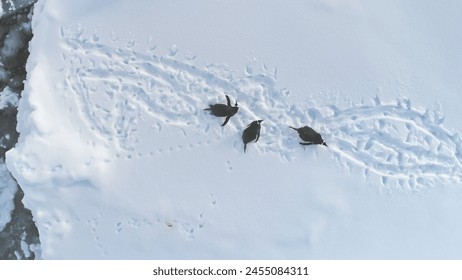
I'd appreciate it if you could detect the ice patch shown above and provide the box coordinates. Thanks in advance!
[0,159,18,231]
[1,28,25,59]
[0,86,19,109]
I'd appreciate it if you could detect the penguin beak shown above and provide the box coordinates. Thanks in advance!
[258,120,264,123]
[322,142,328,147]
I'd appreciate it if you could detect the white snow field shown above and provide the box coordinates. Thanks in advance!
[5,0,462,259]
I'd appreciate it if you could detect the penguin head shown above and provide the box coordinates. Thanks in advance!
[257,120,264,124]
[234,101,238,107]
[231,102,239,115]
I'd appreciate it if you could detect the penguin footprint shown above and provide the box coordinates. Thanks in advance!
[226,160,233,172]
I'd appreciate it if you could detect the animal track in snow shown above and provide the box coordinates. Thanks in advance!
[86,212,107,255]
[315,98,462,190]
[60,32,283,155]
[157,193,216,240]
[58,31,462,190]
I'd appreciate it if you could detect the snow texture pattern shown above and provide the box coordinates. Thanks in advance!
[61,29,462,191]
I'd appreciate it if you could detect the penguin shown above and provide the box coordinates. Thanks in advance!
[204,94,238,126]
[289,125,328,146]
[242,120,263,153]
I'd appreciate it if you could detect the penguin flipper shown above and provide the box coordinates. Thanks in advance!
[221,116,231,126]
[225,95,231,106]
[244,143,247,153]
[255,131,260,142]
[299,142,314,146]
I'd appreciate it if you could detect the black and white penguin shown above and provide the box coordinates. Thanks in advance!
[204,94,239,126]
[289,125,328,146]
[242,120,263,153]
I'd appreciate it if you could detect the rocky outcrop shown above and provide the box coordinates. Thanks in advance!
[0,0,39,260]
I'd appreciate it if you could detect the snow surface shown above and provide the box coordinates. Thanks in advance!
[5,0,462,259]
